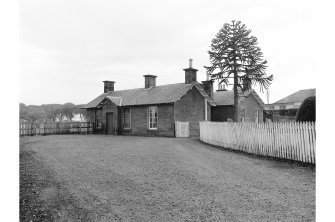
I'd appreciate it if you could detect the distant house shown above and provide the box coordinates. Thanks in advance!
[71,113,87,122]
[266,88,316,122]
[83,61,215,137]
[211,85,265,123]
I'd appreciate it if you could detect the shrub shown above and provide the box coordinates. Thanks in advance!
[296,96,315,122]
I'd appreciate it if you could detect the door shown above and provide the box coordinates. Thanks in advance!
[106,112,113,134]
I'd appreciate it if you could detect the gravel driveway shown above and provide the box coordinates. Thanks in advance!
[20,135,315,222]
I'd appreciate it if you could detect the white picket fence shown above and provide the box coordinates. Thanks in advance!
[200,121,316,164]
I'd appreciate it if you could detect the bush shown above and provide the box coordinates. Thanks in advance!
[296,96,315,122]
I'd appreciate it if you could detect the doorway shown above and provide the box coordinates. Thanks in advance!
[106,112,113,135]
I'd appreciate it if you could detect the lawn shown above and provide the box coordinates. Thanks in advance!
[20,135,315,222]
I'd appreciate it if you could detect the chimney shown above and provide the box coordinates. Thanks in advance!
[242,79,251,91]
[184,58,198,84]
[201,80,214,98]
[216,83,227,92]
[103,81,115,93]
[143,74,157,88]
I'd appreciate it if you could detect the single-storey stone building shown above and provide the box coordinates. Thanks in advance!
[83,61,215,137]
[211,85,265,122]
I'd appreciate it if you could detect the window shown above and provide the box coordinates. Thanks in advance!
[96,119,102,128]
[240,107,246,122]
[149,106,158,129]
[123,107,131,129]
[279,105,286,110]
[95,109,102,129]
[255,109,259,123]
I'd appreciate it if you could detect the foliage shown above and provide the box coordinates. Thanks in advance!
[20,103,47,122]
[205,20,273,121]
[296,96,316,122]
[19,103,87,122]
[62,103,76,121]
[205,20,273,91]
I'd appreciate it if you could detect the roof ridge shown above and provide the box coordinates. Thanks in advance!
[106,82,188,94]
[272,88,316,104]
[83,82,195,108]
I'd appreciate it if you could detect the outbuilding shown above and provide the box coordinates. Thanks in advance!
[211,85,265,123]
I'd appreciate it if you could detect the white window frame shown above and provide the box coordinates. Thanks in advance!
[123,107,131,129]
[148,106,158,130]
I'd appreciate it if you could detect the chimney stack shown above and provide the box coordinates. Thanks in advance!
[103,81,115,93]
[201,80,214,98]
[242,79,249,91]
[184,58,198,84]
[144,74,157,88]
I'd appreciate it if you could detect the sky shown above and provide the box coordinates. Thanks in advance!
[20,0,319,105]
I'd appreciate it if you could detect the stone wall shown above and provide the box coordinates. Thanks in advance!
[174,87,206,137]
[239,95,264,123]
[121,104,175,137]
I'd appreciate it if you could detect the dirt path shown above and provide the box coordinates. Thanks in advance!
[20,135,315,222]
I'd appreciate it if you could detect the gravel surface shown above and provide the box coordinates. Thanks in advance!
[20,135,315,222]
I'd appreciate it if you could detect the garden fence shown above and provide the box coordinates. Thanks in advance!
[19,121,93,136]
[200,121,315,164]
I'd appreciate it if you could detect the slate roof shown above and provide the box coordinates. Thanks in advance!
[272,89,316,104]
[213,91,235,106]
[213,89,265,106]
[83,82,215,108]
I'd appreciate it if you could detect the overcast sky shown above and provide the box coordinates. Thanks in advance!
[20,0,319,105]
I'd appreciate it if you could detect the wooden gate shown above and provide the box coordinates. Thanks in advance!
[175,121,189,138]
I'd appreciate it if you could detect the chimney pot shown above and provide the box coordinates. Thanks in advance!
[189,59,193,68]
[216,83,227,91]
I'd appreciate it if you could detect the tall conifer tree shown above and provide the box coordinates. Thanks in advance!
[205,20,273,122]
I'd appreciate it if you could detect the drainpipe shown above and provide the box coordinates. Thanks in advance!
[205,98,208,121]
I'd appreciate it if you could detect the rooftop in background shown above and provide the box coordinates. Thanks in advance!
[213,89,265,106]
[272,89,316,105]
